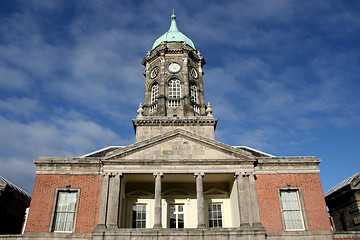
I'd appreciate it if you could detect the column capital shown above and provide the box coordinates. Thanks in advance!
[110,172,123,177]
[249,172,257,180]
[234,172,251,177]
[194,172,205,178]
[153,172,164,178]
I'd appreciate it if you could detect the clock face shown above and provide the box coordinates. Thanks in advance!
[168,62,181,73]
[190,67,198,79]
[151,67,159,78]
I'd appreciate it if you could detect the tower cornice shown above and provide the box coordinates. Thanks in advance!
[142,42,205,66]
[133,116,217,128]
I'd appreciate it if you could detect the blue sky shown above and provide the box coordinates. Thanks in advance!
[0,0,359,195]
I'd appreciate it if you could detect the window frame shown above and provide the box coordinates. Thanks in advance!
[168,203,185,229]
[208,203,223,228]
[277,187,308,231]
[132,203,147,229]
[168,79,181,99]
[190,84,198,104]
[151,83,159,104]
[49,188,80,233]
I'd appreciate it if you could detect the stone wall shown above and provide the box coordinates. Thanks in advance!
[136,125,215,142]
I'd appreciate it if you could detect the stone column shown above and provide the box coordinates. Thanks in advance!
[235,172,250,228]
[97,173,110,228]
[106,173,122,228]
[249,173,264,229]
[153,172,163,228]
[195,172,206,228]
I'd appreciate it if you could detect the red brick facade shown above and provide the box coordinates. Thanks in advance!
[256,173,331,232]
[25,174,101,233]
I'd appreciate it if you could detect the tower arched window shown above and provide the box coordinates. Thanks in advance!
[190,84,197,103]
[168,79,181,98]
[151,83,159,104]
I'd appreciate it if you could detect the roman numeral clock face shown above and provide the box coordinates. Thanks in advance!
[168,62,181,73]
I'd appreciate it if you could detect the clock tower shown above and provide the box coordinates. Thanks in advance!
[133,13,217,142]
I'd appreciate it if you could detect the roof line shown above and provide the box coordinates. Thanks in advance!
[0,176,31,198]
[325,171,360,197]
[80,146,125,158]
[234,146,275,157]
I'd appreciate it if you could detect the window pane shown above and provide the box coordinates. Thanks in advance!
[208,204,223,228]
[170,218,176,228]
[170,204,185,228]
[53,192,77,232]
[280,190,305,230]
[190,85,197,103]
[151,84,159,104]
[132,204,146,228]
[178,205,183,212]
[169,80,181,98]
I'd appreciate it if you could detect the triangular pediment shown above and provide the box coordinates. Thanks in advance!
[126,189,153,198]
[104,129,255,161]
[163,188,192,198]
[204,188,228,198]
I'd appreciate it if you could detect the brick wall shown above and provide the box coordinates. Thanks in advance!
[25,174,101,233]
[256,173,332,232]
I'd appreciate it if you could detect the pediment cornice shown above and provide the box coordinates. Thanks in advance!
[104,128,255,161]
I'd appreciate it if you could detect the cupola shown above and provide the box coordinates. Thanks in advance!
[152,13,195,50]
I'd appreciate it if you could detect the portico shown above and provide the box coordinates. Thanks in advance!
[96,171,264,228]
[93,127,265,233]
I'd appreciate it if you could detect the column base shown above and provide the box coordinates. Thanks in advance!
[197,224,206,229]
[153,224,163,229]
[107,224,118,229]
[252,222,266,230]
[240,223,251,229]
[94,224,106,230]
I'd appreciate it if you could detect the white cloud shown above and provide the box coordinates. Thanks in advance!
[0,97,42,118]
[0,112,127,194]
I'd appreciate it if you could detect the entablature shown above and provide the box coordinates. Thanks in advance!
[255,156,321,174]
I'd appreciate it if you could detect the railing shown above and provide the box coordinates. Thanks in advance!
[168,99,181,108]
[149,103,157,114]
[193,105,200,113]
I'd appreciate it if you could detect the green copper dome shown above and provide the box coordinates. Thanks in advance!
[152,13,195,50]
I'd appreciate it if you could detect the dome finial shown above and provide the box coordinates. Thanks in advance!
[171,9,176,20]
[151,12,196,50]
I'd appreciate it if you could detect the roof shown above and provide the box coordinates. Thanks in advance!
[152,13,195,50]
[234,146,275,157]
[325,172,360,197]
[80,146,125,158]
[0,176,31,199]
